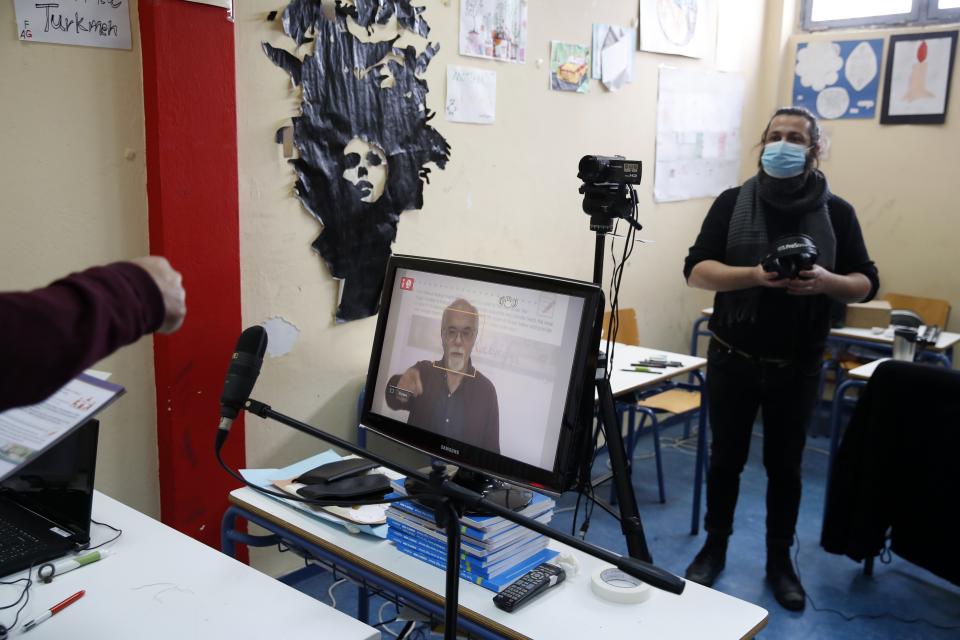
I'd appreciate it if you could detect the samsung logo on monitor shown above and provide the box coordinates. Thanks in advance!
[440,444,460,456]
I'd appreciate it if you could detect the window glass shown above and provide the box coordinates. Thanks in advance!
[810,0,913,22]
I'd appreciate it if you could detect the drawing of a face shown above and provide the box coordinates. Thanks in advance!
[263,1,450,322]
[342,138,388,203]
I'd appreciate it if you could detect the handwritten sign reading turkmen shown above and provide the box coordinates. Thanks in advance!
[14,0,132,50]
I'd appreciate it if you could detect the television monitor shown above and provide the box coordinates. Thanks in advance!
[361,255,603,500]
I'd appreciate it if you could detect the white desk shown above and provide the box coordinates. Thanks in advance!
[1,491,378,639]
[598,343,709,531]
[601,343,707,398]
[227,487,767,639]
[701,307,960,353]
[829,326,960,351]
[845,357,890,379]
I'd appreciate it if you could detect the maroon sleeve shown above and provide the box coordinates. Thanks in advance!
[0,262,164,411]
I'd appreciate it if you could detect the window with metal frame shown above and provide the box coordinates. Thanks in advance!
[801,0,960,31]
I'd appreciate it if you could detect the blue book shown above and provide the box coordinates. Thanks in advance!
[387,524,548,568]
[389,480,555,531]
[386,513,489,556]
[387,495,553,542]
[387,527,548,574]
[386,506,551,548]
[392,534,540,581]
[392,540,559,593]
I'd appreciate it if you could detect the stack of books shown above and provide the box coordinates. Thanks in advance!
[385,478,558,592]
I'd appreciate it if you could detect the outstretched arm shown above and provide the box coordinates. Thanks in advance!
[0,259,185,411]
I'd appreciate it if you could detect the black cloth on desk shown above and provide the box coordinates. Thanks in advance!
[821,360,960,586]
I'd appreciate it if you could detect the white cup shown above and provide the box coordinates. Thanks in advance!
[892,327,918,361]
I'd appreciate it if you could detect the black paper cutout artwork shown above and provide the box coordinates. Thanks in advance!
[264,0,450,323]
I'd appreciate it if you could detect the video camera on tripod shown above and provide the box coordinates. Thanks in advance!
[578,155,643,234]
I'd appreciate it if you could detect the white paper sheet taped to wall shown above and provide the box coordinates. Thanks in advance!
[14,0,132,50]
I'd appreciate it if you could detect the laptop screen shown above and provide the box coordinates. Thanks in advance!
[0,419,98,543]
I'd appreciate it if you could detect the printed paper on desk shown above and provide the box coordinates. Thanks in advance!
[0,374,124,482]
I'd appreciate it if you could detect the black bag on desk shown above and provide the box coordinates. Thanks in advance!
[295,457,379,484]
[293,458,390,501]
[296,474,391,501]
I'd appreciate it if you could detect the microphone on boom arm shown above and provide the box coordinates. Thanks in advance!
[216,326,268,452]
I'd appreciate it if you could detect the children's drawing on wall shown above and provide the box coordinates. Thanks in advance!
[793,40,883,120]
[445,66,497,124]
[881,31,958,125]
[591,24,636,92]
[459,0,527,64]
[263,0,451,323]
[654,67,744,203]
[639,0,717,59]
[550,42,590,93]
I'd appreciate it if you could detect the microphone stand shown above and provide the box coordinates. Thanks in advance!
[237,398,684,640]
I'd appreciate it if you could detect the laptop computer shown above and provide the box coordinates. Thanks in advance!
[0,419,98,578]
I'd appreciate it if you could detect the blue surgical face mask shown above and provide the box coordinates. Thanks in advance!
[761,141,809,179]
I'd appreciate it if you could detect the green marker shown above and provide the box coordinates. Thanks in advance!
[40,549,110,583]
[620,367,657,373]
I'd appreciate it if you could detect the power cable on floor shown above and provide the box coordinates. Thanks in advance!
[794,534,960,631]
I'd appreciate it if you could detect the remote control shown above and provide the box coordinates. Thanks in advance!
[492,562,566,613]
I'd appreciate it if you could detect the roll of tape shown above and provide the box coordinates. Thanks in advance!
[590,566,653,604]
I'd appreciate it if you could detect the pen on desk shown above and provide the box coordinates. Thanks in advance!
[621,367,658,373]
[631,360,682,368]
[23,590,85,632]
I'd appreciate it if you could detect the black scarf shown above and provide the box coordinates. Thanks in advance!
[714,170,836,326]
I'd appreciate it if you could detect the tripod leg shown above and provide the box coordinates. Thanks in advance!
[597,376,653,562]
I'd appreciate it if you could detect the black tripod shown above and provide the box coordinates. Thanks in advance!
[221,396,683,640]
[586,210,654,563]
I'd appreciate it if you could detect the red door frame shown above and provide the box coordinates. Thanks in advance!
[139,0,246,551]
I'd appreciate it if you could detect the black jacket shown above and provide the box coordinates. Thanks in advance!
[821,360,960,586]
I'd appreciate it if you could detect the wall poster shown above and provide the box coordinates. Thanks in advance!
[793,39,884,120]
[881,30,958,125]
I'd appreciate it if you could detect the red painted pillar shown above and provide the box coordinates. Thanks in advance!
[139,0,245,550]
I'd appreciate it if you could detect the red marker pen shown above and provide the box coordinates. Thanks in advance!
[23,590,85,632]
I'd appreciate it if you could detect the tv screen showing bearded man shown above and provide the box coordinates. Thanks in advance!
[385,298,500,454]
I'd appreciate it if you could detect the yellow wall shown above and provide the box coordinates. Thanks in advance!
[236,0,768,574]
[776,19,960,333]
[0,0,952,556]
[0,2,159,515]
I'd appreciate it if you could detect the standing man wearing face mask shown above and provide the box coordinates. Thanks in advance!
[682,107,879,611]
[385,298,500,453]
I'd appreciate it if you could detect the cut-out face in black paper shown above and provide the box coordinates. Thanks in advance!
[264,0,450,322]
[342,137,388,203]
